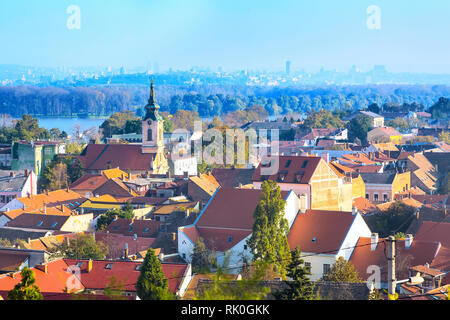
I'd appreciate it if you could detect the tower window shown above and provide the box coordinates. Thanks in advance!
[147,129,153,141]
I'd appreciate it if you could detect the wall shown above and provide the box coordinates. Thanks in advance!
[337,213,372,261]
[178,226,196,262]
[392,171,411,195]
[364,183,392,202]
[303,254,338,281]
[352,175,366,200]
[310,160,341,211]
[61,214,94,232]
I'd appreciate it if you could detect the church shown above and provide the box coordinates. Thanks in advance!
[78,80,171,175]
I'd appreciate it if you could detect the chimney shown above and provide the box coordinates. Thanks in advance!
[405,234,413,249]
[352,207,358,216]
[416,210,420,220]
[425,262,430,269]
[9,171,15,177]
[183,171,188,179]
[43,204,47,214]
[124,243,129,258]
[6,208,10,212]
[27,237,31,245]
[114,215,118,221]
[88,259,93,273]
[24,169,29,177]
[36,264,48,274]
[66,187,70,192]
[158,253,165,262]
[172,232,177,242]
[370,233,379,251]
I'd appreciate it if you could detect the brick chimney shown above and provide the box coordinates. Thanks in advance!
[36,264,48,274]
[124,243,129,258]
[88,259,93,273]
[370,233,379,251]
[405,234,413,249]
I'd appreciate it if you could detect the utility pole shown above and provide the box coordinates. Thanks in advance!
[387,236,396,297]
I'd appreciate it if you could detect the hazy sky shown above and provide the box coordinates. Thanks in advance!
[1,0,450,73]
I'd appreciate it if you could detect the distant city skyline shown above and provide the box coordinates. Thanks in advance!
[2,1,450,73]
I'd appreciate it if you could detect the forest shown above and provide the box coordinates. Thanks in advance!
[0,84,449,118]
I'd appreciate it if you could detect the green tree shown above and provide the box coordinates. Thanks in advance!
[104,275,127,300]
[191,238,214,274]
[302,109,344,130]
[96,204,134,231]
[136,248,173,300]
[247,180,291,279]
[365,201,416,238]
[50,234,108,260]
[274,248,315,300]
[347,114,373,143]
[321,257,363,283]
[386,118,409,132]
[7,267,44,300]
[194,264,271,300]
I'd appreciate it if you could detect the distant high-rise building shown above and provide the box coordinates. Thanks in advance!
[286,61,291,75]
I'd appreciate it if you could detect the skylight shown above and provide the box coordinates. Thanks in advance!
[105,263,114,269]
[51,222,58,228]
[37,221,43,227]
[143,227,150,233]
[301,161,308,168]
[129,227,134,232]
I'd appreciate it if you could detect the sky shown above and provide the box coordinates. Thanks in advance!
[1,0,450,73]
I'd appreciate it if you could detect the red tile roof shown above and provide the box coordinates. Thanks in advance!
[80,144,155,171]
[252,156,322,184]
[63,259,188,294]
[70,174,108,192]
[349,237,441,281]
[95,232,156,260]
[196,188,290,230]
[0,259,82,294]
[287,210,356,254]
[352,197,376,215]
[105,218,162,238]
[414,221,450,248]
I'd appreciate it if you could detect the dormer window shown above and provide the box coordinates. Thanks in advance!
[228,236,233,243]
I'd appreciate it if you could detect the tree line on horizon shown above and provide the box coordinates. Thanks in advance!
[1,84,449,119]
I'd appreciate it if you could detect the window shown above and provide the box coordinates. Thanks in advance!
[305,262,311,270]
[147,129,153,141]
[105,263,114,270]
[135,264,142,271]
[143,227,150,233]
[323,264,331,275]
[51,222,58,228]
[383,194,389,202]
[244,245,248,251]
[228,236,233,243]
[128,227,134,232]
[76,262,84,268]
[301,161,308,168]
[366,193,370,200]
[285,160,292,168]
[374,193,379,202]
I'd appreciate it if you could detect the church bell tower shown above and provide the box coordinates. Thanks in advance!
[142,78,168,174]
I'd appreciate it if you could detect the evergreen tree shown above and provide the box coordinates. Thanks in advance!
[7,267,44,300]
[191,238,213,274]
[247,180,291,279]
[274,248,315,300]
[321,257,363,283]
[136,248,173,300]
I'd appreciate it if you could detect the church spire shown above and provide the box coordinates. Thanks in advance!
[143,77,162,121]
[148,77,157,106]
